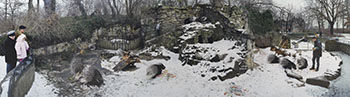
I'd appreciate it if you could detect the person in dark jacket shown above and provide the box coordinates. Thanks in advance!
[310,37,322,71]
[3,31,17,73]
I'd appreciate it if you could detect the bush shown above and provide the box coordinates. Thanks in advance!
[27,16,120,49]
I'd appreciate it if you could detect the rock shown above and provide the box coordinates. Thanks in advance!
[187,59,200,66]
[297,57,308,70]
[218,70,237,81]
[267,54,279,63]
[70,52,106,87]
[210,54,227,62]
[146,63,166,79]
[285,70,303,80]
[280,58,296,70]
[306,76,330,88]
[218,59,248,81]
[184,17,195,24]
[210,54,221,62]
[324,70,341,81]
[80,65,104,87]
[234,59,248,75]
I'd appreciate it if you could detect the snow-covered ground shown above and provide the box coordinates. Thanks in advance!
[323,52,350,96]
[334,33,350,44]
[85,39,342,97]
[238,47,341,97]
[87,40,244,97]
[0,56,57,97]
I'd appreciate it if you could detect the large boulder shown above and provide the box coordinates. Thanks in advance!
[306,76,330,88]
[70,52,109,87]
[80,65,104,87]
[280,58,296,69]
[267,54,279,63]
[297,57,308,70]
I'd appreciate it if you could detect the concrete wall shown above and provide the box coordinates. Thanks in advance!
[326,40,350,55]
[8,65,35,97]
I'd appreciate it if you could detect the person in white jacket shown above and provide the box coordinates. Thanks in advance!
[15,33,29,62]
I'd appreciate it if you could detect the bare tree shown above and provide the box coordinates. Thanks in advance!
[125,0,142,16]
[210,0,224,8]
[309,0,346,35]
[112,0,122,15]
[74,0,87,16]
[37,0,40,13]
[107,0,116,16]
[43,0,56,16]
[28,0,35,15]
[5,0,8,20]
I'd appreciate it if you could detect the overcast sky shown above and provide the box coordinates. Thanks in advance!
[273,0,306,12]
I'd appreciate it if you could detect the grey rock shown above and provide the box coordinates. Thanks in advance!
[267,54,279,63]
[306,76,330,88]
[285,70,303,80]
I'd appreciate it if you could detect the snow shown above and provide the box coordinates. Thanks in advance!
[338,34,350,44]
[110,39,129,43]
[230,42,341,97]
[0,56,57,97]
[0,57,7,82]
[87,39,246,97]
[179,22,217,40]
[26,73,58,97]
[86,38,343,97]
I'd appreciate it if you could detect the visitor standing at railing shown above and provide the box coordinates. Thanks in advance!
[15,26,29,62]
[2,31,17,73]
[310,37,322,71]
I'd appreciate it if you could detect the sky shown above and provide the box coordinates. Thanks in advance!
[273,0,307,12]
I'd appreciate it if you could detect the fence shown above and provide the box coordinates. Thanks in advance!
[96,38,142,51]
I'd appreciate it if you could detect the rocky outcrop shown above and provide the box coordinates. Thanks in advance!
[70,52,107,87]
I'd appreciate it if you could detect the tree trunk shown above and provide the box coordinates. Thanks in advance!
[75,0,87,16]
[227,0,231,6]
[5,0,8,20]
[37,0,40,13]
[101,0,109,15]
[329,22,335,35]
[112,0,120,15]
[28,0,35,15]
[43,0,56,16]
